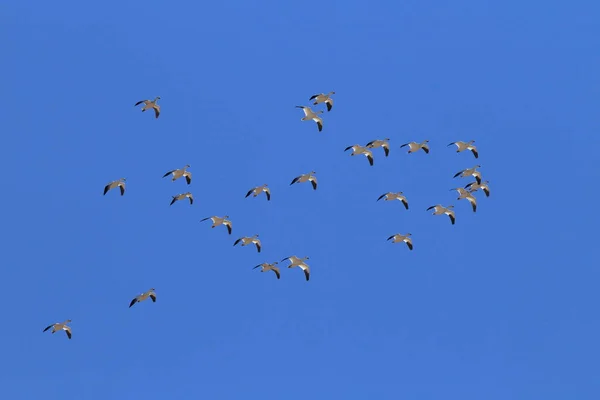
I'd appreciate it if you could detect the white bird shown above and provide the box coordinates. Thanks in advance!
[465,180,490,197]
[134,96,161,118]
[104,178,126,196]
[453,165,482,184]
[234,234,261,253]
[426,204,456,225]
[290,171,318,190]
[163,165,192,185]
[309,91,335,111]
[245,184,270,201]
[200,215,232,235]
[296,106,323,132]
[170,192,193,206]
[400,140,429,154]
[377,192,409,210]
[344,145,374,166]
[448,140,478,158]
[42,319,72,339]
[253,262,280,279]
[281,255,310,281]
[366,138,391,157]
[129,288,157,308]
[450,187,477,212]
[387,233,413,250]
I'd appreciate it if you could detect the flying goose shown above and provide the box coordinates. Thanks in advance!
[387,233,413,250]
[453,165,482,184]
[344,145,374,166]
[134,96,161,118]
[103,178,126,196]
[448,140,478,158]
[129,288,156,308]
[309,91,335,111]
[450,187,477,212]
[366,138,391,157]
[281,255,310,281]
[234,234,261,253]
[426,204,456,225]
[253,261,280,279]
[170,192,193,206]
[163,165,192,185]
[43,319,72,339]
[290,171,318,190]
[400,140,430,154]
[377,192,409,209]
[296,106,323,132]
[200,215,232,234]
[245,184,270,201]
[465,180,490,197]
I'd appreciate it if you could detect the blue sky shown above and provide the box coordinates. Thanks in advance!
[1,1,599,399]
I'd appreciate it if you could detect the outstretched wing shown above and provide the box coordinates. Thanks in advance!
[402,199,409,210]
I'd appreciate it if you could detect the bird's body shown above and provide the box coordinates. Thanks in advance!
[448,140,478,158]
[296,106,323,131]
[366,138,391,157]
[234,234,261,253]
[163,165,192,185]
[377,192,409,209]
[465,180,490,197]
[309,91,335,111]
[201,215,232,234]
[387,233,413,250]
[170,192,194,206]
[134,96,161,118]
[290,171,318,190]
[451,187,477,212]
[427,204,456,225]
[400,140,430,154]
[104,178,126,196]
[454,165,482,184]
[129,288,157,308]
[245,184,270,201]
[281,255,310,281]
[43,319,72,339]
[344,145,374,166]
[253,262,280,279]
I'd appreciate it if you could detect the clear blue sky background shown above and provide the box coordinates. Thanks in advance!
[1,1,599,399]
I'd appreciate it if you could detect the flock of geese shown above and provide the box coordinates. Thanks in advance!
[42,92,492,340]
